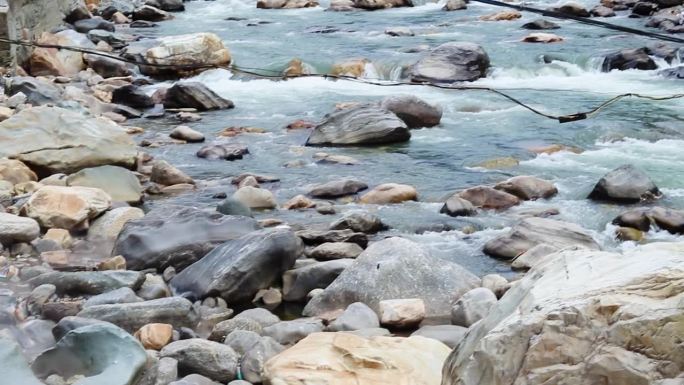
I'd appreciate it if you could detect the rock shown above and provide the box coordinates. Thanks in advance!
[147,0,185,11]
[330,211,385,233]
[591,5,616,16]
[29,31,92,77]
[659,66,684,79]
[235,308,281,328]
[137,274,170,300]
[481,274,510,298]
[0,334,45,385]
[443,0,467,10]
[240,337,285,383]
[474,157,519,169]
[7,77,62,106]
[440,196,476,217]
[588,164,661,203]
[443,242,684,385]
[135,323,173,350]
[521,33,564,43]
[85,54,132,78]
[296,229,368,247]
[282,259,354,302]
[196,143,249,160]
[307,106,410,146]
[114,206,259,271]
[75,18,115,33]
[83,287,143,307]
[67,165,143,204]
[164,83,234,111]
[602,48,657,71]
[550,1,590,16]
[309,179,368,198]
[133,5,173,21]
[262,318,325,345]
[139,33,231,78]
[310,242,364,260]
[253,288,282,310]
[313,152,360,165]
[88,207,145,244]
[450,287,497,327]
[170,229,303,303]
[616,226,644,241]
[330,59,371,77]
[170,126,205,142]
[29,270,144,296]
[0,106,136,176]
[257,0,319,8]
[216,198,252,217]
[328,302,380,331]
[224,330,262,355]
[484,217,600,259]
[151,160,194,186]
[263,332,451,385]
[231,187,277,209]
[494,176,558,200]
[613,206,684,234]
[0,213,40,244]
[511,243,560,270]
[24,186,111,230]
[161,339,238,383]
[156,357,179,385]
[385,27,414,37]
[456,186,520,210]
[77,297,196,333]
[379,95,442,129]
[379,298,425,328]
[409,42,490,83]
[351,0,413,9]
[480,10,522,21]
[304,237,480,318]
[87,30,131,49]
[112,85,154,109]
[209,318,263,342]
[521,19,560,29]
[0,158,37,184]
[282,195,316,210]
[632,0,657,14]
[411,325,467,348]
[41,301,83,322]
[170,374,222,385]
[359,183,417,204]
[32,323,147,385]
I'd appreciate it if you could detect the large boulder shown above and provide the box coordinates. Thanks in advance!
[483,217,600,259]
[66,165,143,204]
[0,213,40,244]
[113,206,260,271]
[328,302,380,332]
[29,31,94,77]
[450,287,497,327]
[306,106,410,146]
[303,237,480,318]
[161,339,238,383]
[7,77,62,106]
[0,158,37,184]
[263,332,450,385]
[409,42,489,83]
[379,95,442,128]
[170,229,303,303]
[601,48,657,71]
[0,106,137,176]
[613,206,684,234]
[442,242,684,385]
[456,186,520,210]
[493,176,558,200]
[138,33,232,78]
[163,83,234,111]
[24,186,112,230]
[351,0,413,9]
[588,164,661,203]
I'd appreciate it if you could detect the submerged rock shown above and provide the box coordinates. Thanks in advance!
[306,106,410,146]
[588,164,661,203]
[601,48,657,71]
[409,42,489,83]
[613,206,684,234]
[0,334,44,385]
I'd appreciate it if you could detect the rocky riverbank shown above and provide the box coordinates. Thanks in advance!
[0,0,683,385]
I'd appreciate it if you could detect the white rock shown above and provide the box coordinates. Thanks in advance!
[450,287,497,327]
[232,186,277,209]
[379,298,426,328]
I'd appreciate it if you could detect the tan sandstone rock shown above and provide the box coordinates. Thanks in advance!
[24,186,111,230]
[135,323,173,350]
[359,183,417,204]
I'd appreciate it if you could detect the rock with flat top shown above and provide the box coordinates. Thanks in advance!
[307,106,410,146]
[164,83,234,111]
[24,186,111,230]
[588,164,661,203]
[409,42,489,83]
[139,33,231,78]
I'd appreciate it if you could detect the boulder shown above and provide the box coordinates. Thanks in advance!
[113,206,260,271]
[161,339,238,383]
[234,308,281,328]
[7,77,62,106]
[87,206,145,244]
[163,83,234,111]
[29,31,94,77]
[550,1,590,16]
[304,237,480,317]
[409,42,490,83]
[591,5,616,16]
[170,229,303,303]
[282,194,316,210]
[480,10,522,20]
[379,298,425,328]
[282,259,354,302]
[296,229,368,247]
[139,33,231,78]
[483,217,600,259]
[613,206,684,234]
[85,54,132,78]
[240,336,286,383]
[217,197,252,217]
[450,287,497,327]
[232,186,277,209]
[29,271,144,296]
[83,287,143,307]
[262,318,325,345]
[147,0,185,11]
[494,176,558,200]
[443,0,467,10]
[67,165,143,203]
[196,143,249,160]
[209,318,263,342]
[112,85,154,109]
[456,186,520,209]
[521,19,560,29]
[31,323,147,385]
[351,0,413,9]
[0,107,136,176]
[379,95,442,128]
[442,242,684,385]
[132,5,173,21]
[74,19,115,33]
[0,213,40,244]
[510,243,559,270]
[78,297,196,332]
[411,325,467,348]
[257,0,319,8]
[659,66,684,79]
[521,33,564,43]
[359,183,417,204]
[306,106,410,146]
[135,323,173,350]
[151,160,194,186]
[0,158,37,184]
[310,242,364,260]
[385,27,415,37]
[24,186,111,230]
[309,179,368,198]
[170,126,205,142]
[263,333,451,385]
[602,48,657,71]
[440,196,476,217]
[588,164,661,203]
[330,211,386,233]
[328,302,380,331]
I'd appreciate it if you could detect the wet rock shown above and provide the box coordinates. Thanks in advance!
[257,0,319,8]
[29,270,144,295]
[632,1,657,15]
[330,211,386,233]
[613,206,684,233]
[114,206,259,271]
[309,179,368,198]
[615,226,644,241]
[659,66,684,79]
[262,318,325,345]
[171,229,303,303]
[0,213,40,244]
[440,196,476,217]
[216,197,252,217]
[307,105,410,146]
[52,317,112,342]
[161,339,238,383]
[151,160,194,186]
[139,33,231,78]
[170,126,205,142]
[591,5,616,16]
[88,206,145,245]
[0,333,46,385]
[282,259,354,302]
[588,164,661,203]
[67,165,143,204]
[164,83,234,111]
[521,19,560,29]
[196,143,249,160]
[7,77,61,106]
[296,229,368,247]
[601,48,657,71]
[135,323,173,350]
[352,0,413,9]
[78,297,196,333]
[511,243,560,270]
[385,27,415,37]
[379,95,442,128]
[112,85,155,109]
[456,186,520,210]
[87,30,132,49]
[310,242,364,260]
[304,237,480,317]
[264,332,450,384]
[133,5,173,21]
[85,54,132,78]
[253,288,282,310]
[484,217,600,259]
[409,42,490,83]
[83,287,143,307]
[443,0,467,10]
[480,10,522,20]
[379,298,425,328]
[146,0,185,12]
[32,323,147,385]
[328,302,379,331]
[411,325,467,348]
[450,287,497,327]
[359,183,417,204]
[313,152,360,165]
[25,185,111,230]
[521,33,564,43]
[282,194,316,210]
[232,186,277,209]
[549,1,590,16]
[494,176,558,200]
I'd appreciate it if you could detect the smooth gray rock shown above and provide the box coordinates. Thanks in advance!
[66,165,143,204]
[161,339,238,383]
[75,18,115,33]
[521,19,560,29]
[282,259,354,302]
[137,274,170,300]
[411,324,467,348]
[310,242,364,260]
[588,164,661,203]
[170,374,222,385]
[216,197,252,217]
[328,302,380,331]
[409,42,490,83]
[8,77,62,106]
[223,330,262,355]
[164,83,234,111]
[601,48,656,71]
[330,211,386,233]
[296,229,368,247]
[241,336,285,383]
[208,318,263,342]
[233,308,280,328]
[113,206,260,272]
[83,287,143,308]
[262,318,325,345]
[306,106,410,146]
[440,196,476,217]
[0,213,41,244]
[170,229,303,303]
[155,357,178,385]
[613,206,684,234]
[450,287,498,327]
[0,333,44,385]
[303,237,480,318]
[309,179,368,198]
[52,316,113,341]
[77,297,196,333]
[29,271,145,296]
[379,95,442,128]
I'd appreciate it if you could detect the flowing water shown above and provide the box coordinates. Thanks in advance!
[133,0,684,277]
